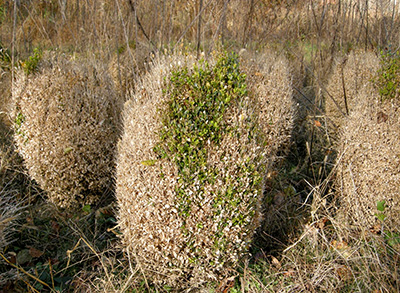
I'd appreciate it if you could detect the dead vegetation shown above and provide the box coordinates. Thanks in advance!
[336,85,400,231]
[0,0,400,292]
[325,50,380,141]
[12,53,122,208]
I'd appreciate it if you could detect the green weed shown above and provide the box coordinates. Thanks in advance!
[374,49,400,100]
[21,48,43,75]
[375,200,400,248]
[0,43,10,64]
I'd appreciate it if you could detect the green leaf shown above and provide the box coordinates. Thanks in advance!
[82,204,91,213]
[141,159,157,166]
[377,200,386,212]
[375,213,386,222]
[386,232,400,247]
[63,146,73,154]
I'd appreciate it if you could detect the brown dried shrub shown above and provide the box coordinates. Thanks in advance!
[242,49,296,159]
[325,50,380,140]
[0,68,11,127]
[116,52,294,288]
[336,85,400,231]
[12,53,121,208]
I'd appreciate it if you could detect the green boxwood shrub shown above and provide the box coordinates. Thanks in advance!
[116,51,294,288]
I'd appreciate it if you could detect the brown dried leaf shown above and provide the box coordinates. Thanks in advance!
[26,216,34,225]
[336,265,351,281]
[29,247,44,258]
[271,255,282,269]
[283,270,296,276]
[377,111,388,123]
[8,252,16,265]
[316,217,329,229]
[370,224,382,234]
[330,240,348,250]
[216,276,236,293]
[51,220,60,234]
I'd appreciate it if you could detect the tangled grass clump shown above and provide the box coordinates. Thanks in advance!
[0,187,23,250]
[12,52,122,209]
[0,187,24,286]
[116,51,295,289]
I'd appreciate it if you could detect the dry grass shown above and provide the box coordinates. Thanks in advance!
[0,154,24,251]
[2,0,399,65]
[0,118,36,287]
[271,196,400,292]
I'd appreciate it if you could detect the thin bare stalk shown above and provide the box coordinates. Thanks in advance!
[208,0,230,55]
[242,0,255,46]
[11,0,17,84]
[341,57,349,115]
[115,0,138,81]
[172,0,212,52]
[196,0,203,58]
[128,0,157,51]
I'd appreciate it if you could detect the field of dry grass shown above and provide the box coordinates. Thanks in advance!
[1,0,400,292]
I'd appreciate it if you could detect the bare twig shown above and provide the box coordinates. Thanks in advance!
[340,57,349,115]
[196,0,204,59]
[11,0,17,84]
[128,0,158,51]
[172,0,213,52]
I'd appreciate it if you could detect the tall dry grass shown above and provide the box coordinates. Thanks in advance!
[1,0,399,70]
